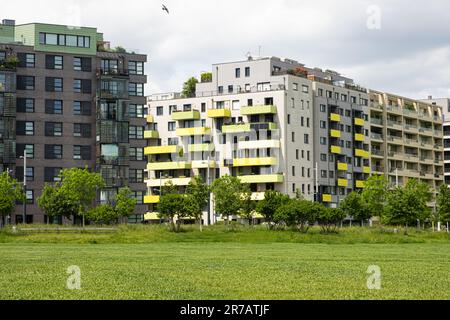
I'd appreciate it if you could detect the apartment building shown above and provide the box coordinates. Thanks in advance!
[369,91,444,190]
[145,56,382,223]
[420,97,450,186]
[0,19,148,224]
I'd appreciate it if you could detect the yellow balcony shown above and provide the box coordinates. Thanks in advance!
[240,105,277,115]
[239,174,284,184]
[147,161,191,171]
[172,110,200,121]
[354,118,365,126]
[331,146,342,154]
[144,195,160,204]
[222,122,277,134]
[355,149,370,158]
[356,180,365,189]
[191,160,216,169]
[363,166,371,174]
[207,109,231,118]
[147,177,195,187]
[337,163,348,171]
[188,144,215,152]
[238,140,281,149]
[144,130,159,139]
[233,157,277,167]
[144,145,181,155]
[355,133,365,142]
[338,179,348,187]
[322,194,332,203]
[144,212,160,221]
[330,129,341,138]
[176,127,211,136]
[146,115,154,123]
[330,113,341,122]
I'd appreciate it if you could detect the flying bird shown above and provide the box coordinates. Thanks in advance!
[162,4,169,14]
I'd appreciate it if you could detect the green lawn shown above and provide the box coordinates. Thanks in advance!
[1,226,450,300]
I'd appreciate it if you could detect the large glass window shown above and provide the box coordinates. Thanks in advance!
[39,33,90,48]
[101,144,119,161]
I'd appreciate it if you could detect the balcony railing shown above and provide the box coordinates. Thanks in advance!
[371,133,383,140]
[97,68,130,77]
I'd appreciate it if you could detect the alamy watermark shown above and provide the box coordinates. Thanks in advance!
[66,265,81,290]
[366,5,382,30]
[366,265,381,290]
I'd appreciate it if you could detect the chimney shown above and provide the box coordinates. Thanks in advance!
[2,19,16,26]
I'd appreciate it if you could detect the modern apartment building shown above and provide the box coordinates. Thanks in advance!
[145,56,392,223]
[369,92,444,190]
[0,19,148,224]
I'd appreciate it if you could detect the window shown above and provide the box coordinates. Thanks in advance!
[351,96,357,104]
[45,100,63,114]
[129,169,144,183]
[318,88,323,96]
[0,51,5,61]
[16,144,34,159]
[44,167,62,182]
[17,76,35,90]
[296,149,299,160]
[346,141,352,148]
[292,132,295,142]
[74,79,91,94]
[291,98,295,108]
[157,106,163,116]
[73,145,91,160]
[129,83,144,96]
[132,191,145,205]
[15,166,34,182]
[228,85,233,93]
[293,83,298,91]
[45,122,63,137]
[321,170,327,178]
[45,145,63,160]
[301,117,304,126]
[26,190,34,205]
[304,134,309,144]
[129,147,144,161]
[320,154,327,161]
[45,55,63,69]
[218,86,223,94]
[341,94,347,102]
[73,101,91,116]
[129,61,144,75]
[73,57,92,72]
[39,33,90,48]
[235,68,241,78]
[287,114,290,125]
[320,121,327,129]
[320,104,326,112]
[302,85,309,93]
[129,104,144,118]
[16,121,34,136]
[320,137,327,145]
[168,122,176,132]
[306,118,310,127]
[16,98,34,113]
[129,126,144,139]
[345,109,351,117]
[292,166,296,176]
[201,103,206,113]
[73,123,91,138]
[45,77,63,92]
[245,67,250,77]
[17,53,35,68]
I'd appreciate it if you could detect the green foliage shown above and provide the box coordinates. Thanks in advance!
[37,183,78,221]
[437,184,450,224]
[200,72,212,83]
[87,205,118,225]
[0,55,19,70]
[384,179,432,231]
[115,187,137,220]
[185,176,210,230]
[256,190,290,227]
[211,175,243,224]
[340,191,370,224]
[316,207,345,233]
[157,193,187,232]
[239,184,256,225]
[0,172,25,222]
[181,77,198,98]
[161,181,177,196]
[361,174,388,219]
[274,199,319,232]
[113,46,127,53]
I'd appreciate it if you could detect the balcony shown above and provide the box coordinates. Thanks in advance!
[404,153,419,161]
[222,122,277,133]
[355,133,365,142]
[331,146,342,154]
[240,105,277,115]
[144,145,181,155]
[330,129,341,138]
[363,166,371,174]
[434,130,443,137]
[338,179,348,187]
[404,124,418,133]
[144,130,159,139]
[354,118,365,126]
[147,161,191,171]
[371,149,384,157]
[370,103,384,111]
[146,115,154,123]
[322,194,332,203]
[330,113,341,122]
[176,127,211,136]
[188,144,215,152]
[337,163,348,171]
[404,169,420,178]
[403,109,417,117]
[191,160,216,169]
[371,118,383,126]
[371,133,383,141]
[386,105,401,114]
[144,195,160,204]
[233,157,277,167]
[238,140,281,149]
[172,110,200,121]
[147,177,195,187]
[239,174,284,184]
[372,166,384,173]
[356,180,365,189]
[207,108,231,118]
[355,149,370,158]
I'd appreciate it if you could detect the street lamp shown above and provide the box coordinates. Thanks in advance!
[19,150,27,225]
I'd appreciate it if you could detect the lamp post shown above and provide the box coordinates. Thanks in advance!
[20,150,27,224]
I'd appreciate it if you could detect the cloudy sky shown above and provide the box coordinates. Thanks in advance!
[4,0,450,99]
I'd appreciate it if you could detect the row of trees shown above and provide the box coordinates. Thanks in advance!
[0,168,136,227]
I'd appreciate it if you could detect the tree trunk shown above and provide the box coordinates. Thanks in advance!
[447,222,449,233]
[199,218,203,232]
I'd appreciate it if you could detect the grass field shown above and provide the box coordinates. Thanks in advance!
[1,225,450,300]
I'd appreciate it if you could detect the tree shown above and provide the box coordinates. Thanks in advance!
[384,179,432,233]
[437,184,450,232]
[87,205,118,225]
[157,193,187,232]
[113,46,127,53]
[115,187,137,222]
[181,77,198,98]
[239,184,257,226]
[256,190,290,229]
[211,175,243,225]
[361,174,389,220]
[185,176,209,231]
[340,192,369,226]
[58,168,105,227]
[274,199,318,233]
[161,181,177,196]
[317,207,345,233]
[0,172,25,227]
[37,183,78,224]
[201,72,212,83]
